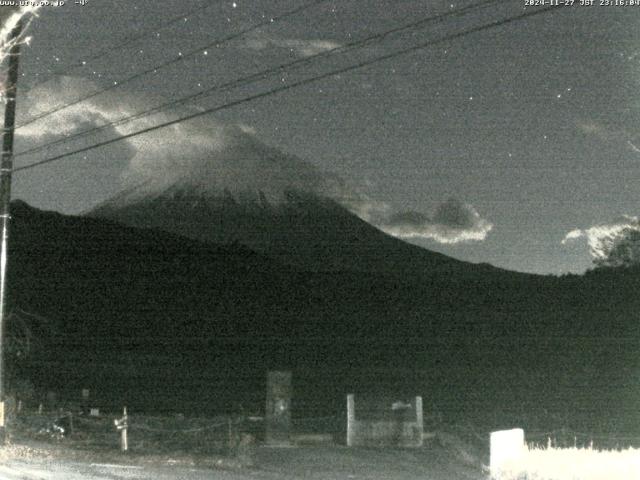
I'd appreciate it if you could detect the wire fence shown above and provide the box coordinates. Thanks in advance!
[8,406,346,456]
[11,409,238,454]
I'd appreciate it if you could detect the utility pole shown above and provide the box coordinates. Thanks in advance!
[0,18,23,444]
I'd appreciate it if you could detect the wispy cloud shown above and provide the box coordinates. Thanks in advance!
[16,77,363,206]
[378,198,493,244]
[576,120,640,155]
[561,229,583,244]
[243,34,341,57]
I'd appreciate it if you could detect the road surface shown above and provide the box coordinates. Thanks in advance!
[0,444,485,479]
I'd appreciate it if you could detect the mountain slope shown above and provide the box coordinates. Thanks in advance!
[90,186,495,277]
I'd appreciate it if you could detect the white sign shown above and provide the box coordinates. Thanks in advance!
[490,428,525,478]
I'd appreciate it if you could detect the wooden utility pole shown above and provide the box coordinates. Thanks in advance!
[0,18,23,443]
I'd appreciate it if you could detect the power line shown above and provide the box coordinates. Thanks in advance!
[14,4,566,174]
[15,0,502,159]
[15,0,328,131]
[26,1,218,92]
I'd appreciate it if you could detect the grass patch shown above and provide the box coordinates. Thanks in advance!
[496,444,640,479]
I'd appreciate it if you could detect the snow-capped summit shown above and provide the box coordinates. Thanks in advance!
[110,123,355,209]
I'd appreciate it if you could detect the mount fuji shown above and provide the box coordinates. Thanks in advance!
[87,124,498,277]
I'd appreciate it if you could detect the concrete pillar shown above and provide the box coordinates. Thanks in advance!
[265,371,292,446]
[414,396,424,447]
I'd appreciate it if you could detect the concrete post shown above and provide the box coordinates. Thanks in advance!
[414,396,423,447]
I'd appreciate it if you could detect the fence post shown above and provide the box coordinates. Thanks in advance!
[121,407,128,452]
[346,394,355,447]
[114,407,129,452]
[68,412,74,436]
[228,417,234,451]
[81,388,89,414]
[490,428,525,479]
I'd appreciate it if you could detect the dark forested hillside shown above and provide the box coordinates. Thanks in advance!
[6,200,640,432]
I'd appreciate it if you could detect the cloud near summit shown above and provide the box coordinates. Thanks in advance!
[377,198,493,244]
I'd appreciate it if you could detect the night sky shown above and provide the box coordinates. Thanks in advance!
[5,1,640,275]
